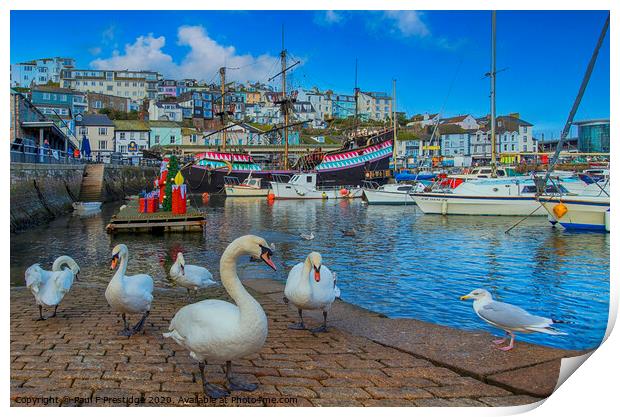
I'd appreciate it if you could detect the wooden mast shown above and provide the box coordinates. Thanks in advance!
[490,10,497,171]
[281,32,289,170]
[219,66,227,152]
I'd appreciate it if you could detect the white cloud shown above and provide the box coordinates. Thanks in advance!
[88,47,102,56]
[314,10,345,26]
[383,11,430,38]
[90,25,279,82]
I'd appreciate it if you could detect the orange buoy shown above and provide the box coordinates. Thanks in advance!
[553,203,568,219]
[339,188,349,196]
[267,192,276,201]
[202,192,210,204]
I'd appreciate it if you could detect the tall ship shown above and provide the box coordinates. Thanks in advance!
[182,128,394,193]
[183,32,394,194]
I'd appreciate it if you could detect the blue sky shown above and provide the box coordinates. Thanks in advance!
[10,10,609,137]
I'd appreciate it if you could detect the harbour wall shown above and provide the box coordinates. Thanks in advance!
[10,163,159,232]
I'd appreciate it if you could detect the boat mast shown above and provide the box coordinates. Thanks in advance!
[392,79,397,171]
[280,26,289,170]
[490,10,497,171]
[354,59,359,135]
[219,66,227,152]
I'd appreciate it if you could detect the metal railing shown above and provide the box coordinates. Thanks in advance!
[10,143,81,165]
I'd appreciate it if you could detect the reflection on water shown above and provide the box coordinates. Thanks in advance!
[10,195,609,350]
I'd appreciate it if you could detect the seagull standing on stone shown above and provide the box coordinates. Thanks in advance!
[460,289,568,351]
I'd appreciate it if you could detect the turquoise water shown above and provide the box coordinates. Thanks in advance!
[10,196,610,350]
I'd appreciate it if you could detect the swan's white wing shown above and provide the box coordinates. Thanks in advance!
[167,300,240,345]
[284,262,305,299]
[122,274,154,308]
[25,264,43,290]
[53,269,74,294]
[184,265,215,286]
[477,301,552,329]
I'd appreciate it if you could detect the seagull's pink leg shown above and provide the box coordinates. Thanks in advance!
[493,331,509,345]
[497,332,515,351]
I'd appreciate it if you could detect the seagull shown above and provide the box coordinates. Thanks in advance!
[460,289,568,351]
[300,232,315,240]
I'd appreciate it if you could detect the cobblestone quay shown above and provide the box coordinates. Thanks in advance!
[11,281,551,407]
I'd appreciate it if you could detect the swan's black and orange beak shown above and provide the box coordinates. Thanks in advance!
[259,245,276,271]
[314,265,321,282]
[180,264,185,274]
[110,254,119,270]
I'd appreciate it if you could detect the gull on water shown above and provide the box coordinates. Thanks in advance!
[460,289,568,351]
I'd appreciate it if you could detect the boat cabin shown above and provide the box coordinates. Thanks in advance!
[288,173,317,188]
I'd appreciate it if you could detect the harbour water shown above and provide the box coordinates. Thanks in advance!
[10,195,609,351]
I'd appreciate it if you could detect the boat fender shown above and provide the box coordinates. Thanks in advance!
[441,200,448,215]
[294,187,306,196]
[605,209,610,232]
[322,192,328,199]
[553,203,568,219]
[339,188,349,196]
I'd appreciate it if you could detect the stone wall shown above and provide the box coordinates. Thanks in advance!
[10,163,160,232]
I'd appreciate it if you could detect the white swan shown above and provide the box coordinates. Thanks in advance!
[169,252,216,297]
[163,235,276,399]
[300,232,315,240]
[25,256,80,320]
[105,244,154,336]
[284,252,340,332]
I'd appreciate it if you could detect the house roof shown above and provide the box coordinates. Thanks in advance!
[76,114,114,127]
[181,127,198,136]
[113,120,150,131]
[32,86,77,94]
[409,113,438,122]
[148,120,182,128]
[440,115,470,124]
[438,124,467,135]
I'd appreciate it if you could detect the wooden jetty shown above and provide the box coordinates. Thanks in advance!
[106,199,206,234]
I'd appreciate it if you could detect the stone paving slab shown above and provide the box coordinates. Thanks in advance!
[246,279,582,398]
[12,281,545,407]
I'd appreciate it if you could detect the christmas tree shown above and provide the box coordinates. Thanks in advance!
[162,155,179,211]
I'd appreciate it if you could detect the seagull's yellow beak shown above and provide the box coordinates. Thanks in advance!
[460,295,471,301]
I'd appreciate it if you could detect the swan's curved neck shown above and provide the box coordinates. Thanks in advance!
[300,257,313,293]
[113,252,129,285]
[220,243,259,311]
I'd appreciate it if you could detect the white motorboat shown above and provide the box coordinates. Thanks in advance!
[413,177,568,216]
[269,173,363,200]
[539,194,610,232]
[72,201,102,215]
[362,181,421,205]
[224,175,269,197]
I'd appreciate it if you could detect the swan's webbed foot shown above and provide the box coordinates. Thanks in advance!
[310,311,329,333]
[118,328,135,337]
[225,361,257,392]
[283,296,289,305]
[288,322,306,330]
[310,324,328,333]
[204,383,229,398]
[131,311,150,333]
[199,361,229,399]
[227,377,258,392]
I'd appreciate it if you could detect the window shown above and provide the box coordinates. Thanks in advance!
[170,136,176,144]
[98,127,107,135]
[130,132,135,139]
[79,127,88,135]
[107,85,113,91]
[306,176,312,183]
[119,132,125,140]
[42,93,51,100]
[98,140,107,150]
[523,136,527,143]
[120,145,127,153]
[154,135,160,144]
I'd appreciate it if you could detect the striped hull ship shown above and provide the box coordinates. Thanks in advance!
[182,130,394,194]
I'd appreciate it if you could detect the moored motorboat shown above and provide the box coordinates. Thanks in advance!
[413,177,568,216]
[362,181,419,205]
[224,175,269,197]
[269,173,362,200]
[538,195,610,232]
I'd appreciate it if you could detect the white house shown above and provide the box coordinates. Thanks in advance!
[148,101,183,122]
